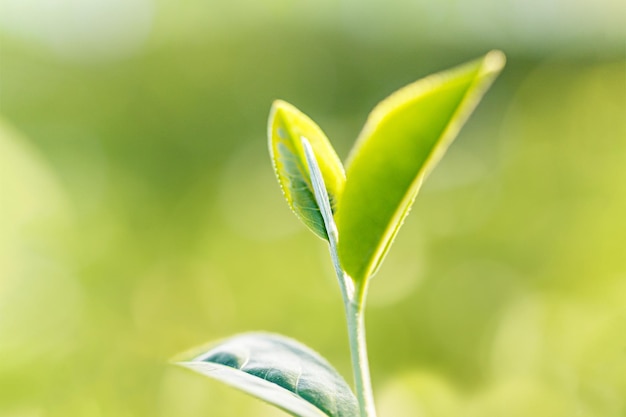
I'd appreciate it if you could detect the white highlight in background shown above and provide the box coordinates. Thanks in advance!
[0,0,154,62]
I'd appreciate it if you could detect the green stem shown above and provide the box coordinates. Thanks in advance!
[345,288,376,417]
[300,137,377,416]
[328,240,377,417]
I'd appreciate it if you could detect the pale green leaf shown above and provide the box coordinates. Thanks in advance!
[336,51,506,284]
[268,100,345,240]
[177,333,359,417]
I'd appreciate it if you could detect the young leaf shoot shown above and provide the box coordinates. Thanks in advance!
[177,51,505,417]
[268,100,345,240]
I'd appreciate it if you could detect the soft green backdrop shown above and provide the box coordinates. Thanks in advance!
[0,0,624,416]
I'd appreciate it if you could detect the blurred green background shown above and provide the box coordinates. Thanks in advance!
[0,0,625,416]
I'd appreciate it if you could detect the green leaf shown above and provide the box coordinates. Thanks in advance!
[336,51,506,284]
[177,333,359,417]
[268,100,345,240]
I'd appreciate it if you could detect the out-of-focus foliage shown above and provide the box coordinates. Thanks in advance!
[0,0,624,416]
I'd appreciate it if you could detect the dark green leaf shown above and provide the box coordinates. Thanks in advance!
[177,333,358,417]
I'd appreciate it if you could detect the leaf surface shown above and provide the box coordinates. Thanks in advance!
[268,100,345,240]
[336,51,506,284]
[177,333,358,417]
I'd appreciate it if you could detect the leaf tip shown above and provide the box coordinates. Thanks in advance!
[483,50,506,74]
[268,99,288,128]
[268,100,302,143]
[174,360,191,369]
[270,99,296,118]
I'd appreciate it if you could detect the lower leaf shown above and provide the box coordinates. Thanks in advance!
[176,333,359,417]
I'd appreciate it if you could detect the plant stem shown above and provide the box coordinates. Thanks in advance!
[300,137,377,416]
[345,288,376,417]
[328,240,377,417]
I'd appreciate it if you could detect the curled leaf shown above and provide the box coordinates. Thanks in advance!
[268,100,345,240]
